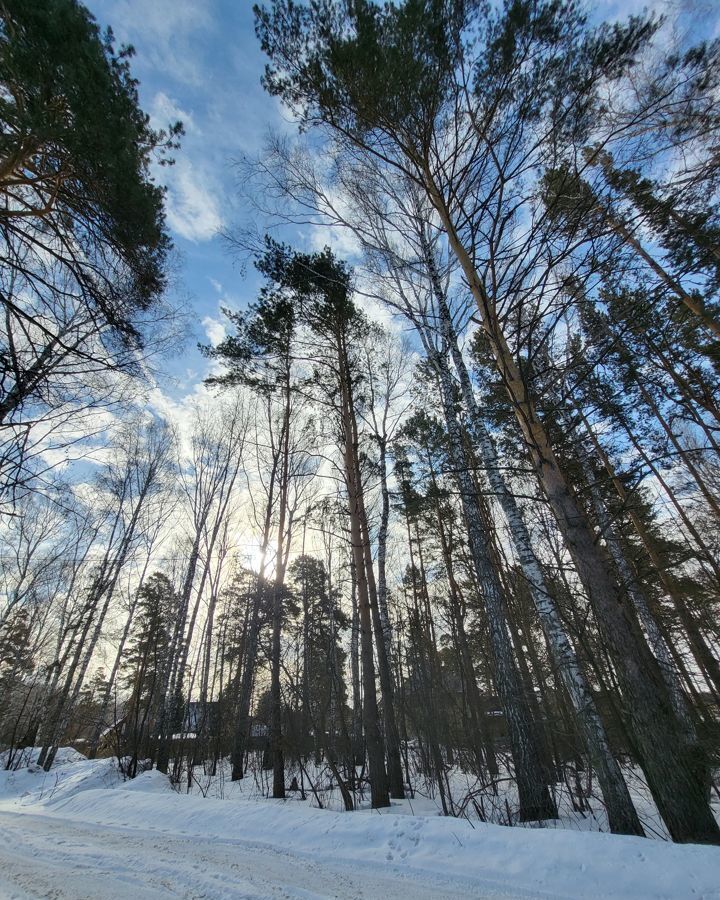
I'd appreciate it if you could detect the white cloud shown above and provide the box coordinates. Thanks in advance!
[201,316,226,347]
[151,91,195,133]
[164,159,223,243]
[307,222,362,259]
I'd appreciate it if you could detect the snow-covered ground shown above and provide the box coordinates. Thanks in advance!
[1,752,719,899]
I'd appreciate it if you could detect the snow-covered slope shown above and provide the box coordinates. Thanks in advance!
[1,755,719,899]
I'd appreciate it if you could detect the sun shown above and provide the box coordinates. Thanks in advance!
[241,536,268,576]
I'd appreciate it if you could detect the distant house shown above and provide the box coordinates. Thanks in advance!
[182,701,219,736]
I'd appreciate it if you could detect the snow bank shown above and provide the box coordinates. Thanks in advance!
[0,746,86,770]
[0,755,120,806]
[40,782,720,897]
[0,748,177,807]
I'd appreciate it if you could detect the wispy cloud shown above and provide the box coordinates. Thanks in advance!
[98,0,214,86]
[151,91,196,134]
[308,221,362,260]
[164,159,223,243]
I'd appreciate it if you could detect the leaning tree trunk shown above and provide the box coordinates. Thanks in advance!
[41,487,148,772]
[422,255,642,835]
[577,438,698,740]
[580,409,720,701]
[601,204,720,341]
[426,332,556,822]
[428,180,720,843]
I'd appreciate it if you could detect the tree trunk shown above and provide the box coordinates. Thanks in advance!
[338,329,389,808]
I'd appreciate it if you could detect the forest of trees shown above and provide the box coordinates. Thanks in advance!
[2,0,720,847]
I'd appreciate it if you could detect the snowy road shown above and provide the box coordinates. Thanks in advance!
[0,809,519,900]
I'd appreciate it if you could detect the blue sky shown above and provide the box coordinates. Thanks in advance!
[87,0,296,401]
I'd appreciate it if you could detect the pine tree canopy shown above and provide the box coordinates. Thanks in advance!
[0,0,182,341]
